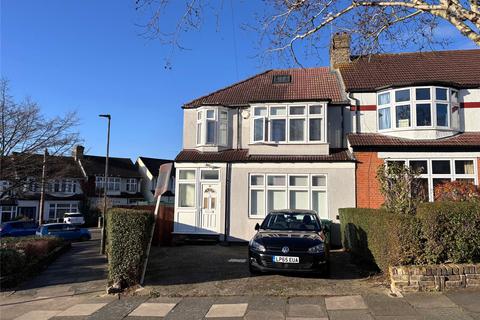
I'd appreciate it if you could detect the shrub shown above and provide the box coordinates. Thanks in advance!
[106,208,154,287]
[434,181,480,202]
[417,201,480,263]
[0,249,26,276]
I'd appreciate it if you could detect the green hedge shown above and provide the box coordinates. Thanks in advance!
[340,200,480,273]
[417,201,480,264]
[106,208,154,287]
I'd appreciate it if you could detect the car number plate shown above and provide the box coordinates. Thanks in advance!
[273,256,299,263]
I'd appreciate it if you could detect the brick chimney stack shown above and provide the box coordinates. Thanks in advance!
[73,145,84,161]
[330,32,351,69]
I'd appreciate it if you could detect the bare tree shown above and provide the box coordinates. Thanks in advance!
[135,0,479,64]
[0,79,81,199]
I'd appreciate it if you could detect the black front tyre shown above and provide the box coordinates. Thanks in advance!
[249,263,260,276]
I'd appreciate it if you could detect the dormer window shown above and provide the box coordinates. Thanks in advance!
[196,107,228,147]
[377,86,460,132]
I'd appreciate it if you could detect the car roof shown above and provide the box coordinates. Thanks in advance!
[64,212,82,215]
[42,223,67,227]
[269,209,317,215]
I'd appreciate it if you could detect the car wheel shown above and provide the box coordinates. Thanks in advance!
[249,263,260,276]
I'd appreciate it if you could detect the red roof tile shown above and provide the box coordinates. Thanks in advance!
[347,132,480,149]
[175,149,354,162]
[184,68,347,108]
[339,49,480,92]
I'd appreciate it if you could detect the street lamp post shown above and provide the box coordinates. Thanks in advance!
[99,114,111,255]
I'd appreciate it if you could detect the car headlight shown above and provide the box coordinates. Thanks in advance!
[308,243,325,253]
[249,239,266,252]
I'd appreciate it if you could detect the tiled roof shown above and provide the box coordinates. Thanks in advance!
[80,155,140,178]
[339,49,480,92]
[138,157,172,176]
[11,153,84,178]
[347,132,480,149]
[175,148,354,162]
[184,68,347,108]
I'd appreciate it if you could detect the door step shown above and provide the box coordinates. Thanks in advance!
[173,234,220,245]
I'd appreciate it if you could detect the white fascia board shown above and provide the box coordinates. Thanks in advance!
[174,162,228,169]
[378,152,480,159]
[231,162,355,169]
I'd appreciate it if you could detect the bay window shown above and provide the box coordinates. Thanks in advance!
[249,174,328,218]
[126,179,138,192]
[377,86,459,132]
[196,107,228,146]
[51,179,76,193]
[385,158,477,201]
[1,206,17,223]
[95,176,120,192]
[252,104,326,144]
[48,203,78,221]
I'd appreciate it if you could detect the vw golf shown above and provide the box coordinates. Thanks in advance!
[248,210,329,276]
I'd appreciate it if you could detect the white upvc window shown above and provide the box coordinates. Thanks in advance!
[385,158,477,201]
[178,169,196,208]
[251,103,326,144]
[377,86,459,132]
[48,203,78,221]
[0,206,17,223]
[51,179,76,193]
[196,107,228,147]
[126,178,138,193]
[248,173,328,219]
[107,178,121,191]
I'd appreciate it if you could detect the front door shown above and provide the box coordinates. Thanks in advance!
[200,183,219,233]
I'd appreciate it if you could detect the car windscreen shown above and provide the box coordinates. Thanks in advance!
[261,213,321,231]
[65,213,82,217]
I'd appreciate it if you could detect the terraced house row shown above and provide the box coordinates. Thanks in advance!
[0,145,173,224]
[173,33,480,245]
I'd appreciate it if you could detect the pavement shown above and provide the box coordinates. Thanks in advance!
[1,233,480,319]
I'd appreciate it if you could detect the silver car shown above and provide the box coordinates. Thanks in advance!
[63,212,85,225]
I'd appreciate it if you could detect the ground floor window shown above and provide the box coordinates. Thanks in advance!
[385,158,477,201]
[0,206,17,223]
[249,173,327,219]
[48,203,78,221]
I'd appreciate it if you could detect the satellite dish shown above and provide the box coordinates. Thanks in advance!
[241,110,250,119]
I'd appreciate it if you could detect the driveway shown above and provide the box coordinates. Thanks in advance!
[143,244,387,297]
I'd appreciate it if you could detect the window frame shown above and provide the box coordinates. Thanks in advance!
[248,173,328,219]
[250,103,327,144]
[377,86,456,132]
[177,169,197,208]
[196,107,229,147]
[126,178,138,193]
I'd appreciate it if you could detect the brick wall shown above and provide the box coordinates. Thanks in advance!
[390,264,480,293]
[353,151,384,208]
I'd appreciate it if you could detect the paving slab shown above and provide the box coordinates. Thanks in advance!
[328,310,374,320]
[287,304,327,318]
[245,310,285,320]
[325,295,368,310]
[205,303,248,318]
[246,296,286,313]
[416,307,475,320]
[373,316,424,320]
[13,310,61,320]
[164,297,216,320]
[445,290,480,313]
[286,317,328,320]
[129,303,177,317]
[87,296,148,320]
[56,303,107,316]
[403,293,456,309]
[364,294,418,316]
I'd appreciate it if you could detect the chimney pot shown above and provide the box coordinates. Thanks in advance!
[73,145,84,161]
[330,32,351,69]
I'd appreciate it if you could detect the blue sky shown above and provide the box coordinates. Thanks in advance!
[1,0,476,160]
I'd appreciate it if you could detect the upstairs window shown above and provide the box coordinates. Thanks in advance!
[377,86,459,132]
[196,108,228,146]
[252,104,325,144]
[126,179,138,193]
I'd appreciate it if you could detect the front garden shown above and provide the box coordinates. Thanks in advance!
[0,236,70,288]
[340,163,480,292]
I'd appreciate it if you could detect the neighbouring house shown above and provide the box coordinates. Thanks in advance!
[74,146,145,208]
[0,153,85,224]
[136,156,175,204]
[173,33,480,245]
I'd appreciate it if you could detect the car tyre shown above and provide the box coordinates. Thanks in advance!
[249,263,260,276]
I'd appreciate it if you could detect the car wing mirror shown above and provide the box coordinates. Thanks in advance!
[254,223,260,231]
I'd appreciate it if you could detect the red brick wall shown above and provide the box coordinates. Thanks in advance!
[354,151,385,208]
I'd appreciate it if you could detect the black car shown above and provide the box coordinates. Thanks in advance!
[248,210,329,276]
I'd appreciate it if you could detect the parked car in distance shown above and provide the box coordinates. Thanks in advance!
[248,209,329,276]
[0,220,39,237]
[63,212,85,225]
[36,223,91,241]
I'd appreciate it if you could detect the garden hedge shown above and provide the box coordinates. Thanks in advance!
[340,200,480,273]
[106,208,154,287]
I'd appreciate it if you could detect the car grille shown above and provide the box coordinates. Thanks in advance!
[265,246,308,253]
